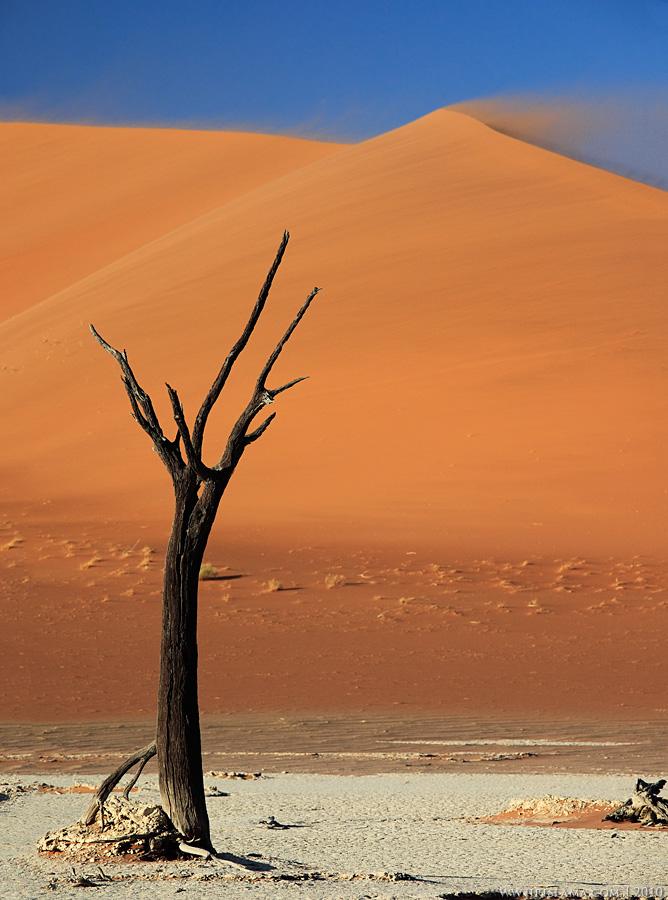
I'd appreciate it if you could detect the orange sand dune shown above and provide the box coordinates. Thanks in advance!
[2,110,668,725]
[0,123,346,323]
[1,109,667,558]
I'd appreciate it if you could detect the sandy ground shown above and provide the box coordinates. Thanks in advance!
[3,772,668,898]
[4,712,668,777]
[2,518,668,722]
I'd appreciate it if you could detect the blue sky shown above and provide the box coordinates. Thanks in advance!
[2,0,668,140]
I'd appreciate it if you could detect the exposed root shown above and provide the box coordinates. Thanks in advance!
[39,795,182,862]
[178,840,212,859]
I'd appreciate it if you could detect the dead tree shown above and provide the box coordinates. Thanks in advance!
[84,232,319,853]
[604,778,668,826]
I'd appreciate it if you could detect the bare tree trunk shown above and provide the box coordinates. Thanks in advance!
[156,477,223,850]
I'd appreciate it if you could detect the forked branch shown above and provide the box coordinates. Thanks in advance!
[191,230,291,454]
[165,384,214,481]
[89,326,183,475]
[216,285,321,468]
[256,286,320,395]
[91,233,320,483]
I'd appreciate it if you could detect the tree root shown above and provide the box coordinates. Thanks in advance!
[40,794,181,861]
[178,840,212,859]
[81,742,157,827]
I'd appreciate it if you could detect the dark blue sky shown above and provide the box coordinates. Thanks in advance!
[2,0,668,140]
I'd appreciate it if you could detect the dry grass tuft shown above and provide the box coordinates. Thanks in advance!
[79,557,102,570]
[264,578,284,592]
[199,563,218,581]
[119,541,140,559]
[1,536,23,551]
[526,598,550,614]
[324,573,346,589]
[138,546,155,570]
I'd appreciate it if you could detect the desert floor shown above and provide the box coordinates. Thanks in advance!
[2,511,668,723]
[3,772,668,899]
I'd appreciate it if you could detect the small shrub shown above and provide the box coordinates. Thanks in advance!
[199,563,218,581]
[138,546,155,570]
[324,573,345,589]
[264,579,283,592]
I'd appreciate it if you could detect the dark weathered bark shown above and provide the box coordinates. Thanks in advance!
[155,476,223,848]
[90,232,320,852]
[604,778,668,826]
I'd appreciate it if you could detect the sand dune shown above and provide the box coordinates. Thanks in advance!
[3,110,668,723]
[0,123,346,323]
[1,109,667,558]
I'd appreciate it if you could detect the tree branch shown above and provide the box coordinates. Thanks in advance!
[244,412,276,445]
[91,238,318,483]
[270,375,309,399]
[90,325,184,474]
[165,384,214,481]
[81,742,157,827]
[215,286,320,469]
[257,287,320,393]
[191,230,291,454]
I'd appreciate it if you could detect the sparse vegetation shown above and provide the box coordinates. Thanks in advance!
[138,546,155,570]
[199,563,218,580]
[264,578,283,592]
[324,572,345,589]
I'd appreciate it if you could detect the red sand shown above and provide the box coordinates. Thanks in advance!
[477,803,649,830]
[2,111,668,726]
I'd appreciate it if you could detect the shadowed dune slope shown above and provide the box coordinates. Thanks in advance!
[0,122,347,322]
[1,109,667,558]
